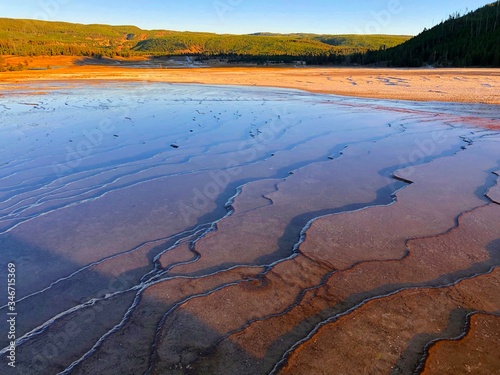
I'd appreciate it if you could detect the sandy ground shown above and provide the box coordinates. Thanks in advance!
[0,56,499,104]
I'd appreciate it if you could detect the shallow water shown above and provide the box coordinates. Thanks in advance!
[0,82,499,374]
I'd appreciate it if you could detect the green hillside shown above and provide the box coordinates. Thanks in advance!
[132,34,336,56]
[0,18,149,56]
[357,1,500,67]
[0,17,409,60]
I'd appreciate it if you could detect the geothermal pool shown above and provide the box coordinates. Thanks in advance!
[0,83,499,374]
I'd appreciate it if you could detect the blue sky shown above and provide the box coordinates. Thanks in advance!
[1,0,492,35]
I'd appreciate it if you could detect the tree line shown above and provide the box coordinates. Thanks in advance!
[0,2,498,68]
[0,17,407,66]
[357,1,500,67]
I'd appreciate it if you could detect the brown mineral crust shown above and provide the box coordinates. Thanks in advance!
[181,151,500,373]
[92,240,164,279]
[143,267,266,304]
[301,142,497,269]
[169,166,380,275]
[280,270,500,375]
[421,314,500,375]
[72,266,265,375]
[307,202,500,332]
[9,171,225,267]
[214,199,500,373]
[150,255,331,373]
[168,130,394,275]
[231,179,280,214]
[159,241,197,270]
[170,125,464,275]
[155,196,500,373]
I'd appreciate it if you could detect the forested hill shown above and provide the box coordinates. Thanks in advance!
[358,1,500,67]
[0,17,409,59]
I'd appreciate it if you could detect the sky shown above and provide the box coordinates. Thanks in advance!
[0,0,493,35]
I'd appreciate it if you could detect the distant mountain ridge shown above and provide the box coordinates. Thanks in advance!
[0,17,409,60]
